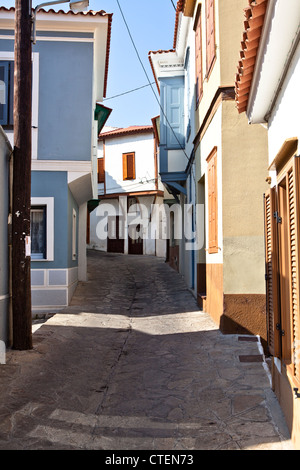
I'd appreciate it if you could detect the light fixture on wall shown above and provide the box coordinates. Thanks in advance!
[31,0,90,44]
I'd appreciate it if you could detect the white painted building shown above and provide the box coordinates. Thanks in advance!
[88,125,166,257]
[235,0,300,448]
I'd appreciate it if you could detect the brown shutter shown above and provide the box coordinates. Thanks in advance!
[288,158,300,378]
[207,147,218,254]
[264,187,281,357]
[127,153,135,180]
[195,10,203,106]
[98,158,105,184]
[123,154,128,180]
[206,0,215,75]
[123,153,135,180]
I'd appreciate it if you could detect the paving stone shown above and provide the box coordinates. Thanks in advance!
[0,250,293,450]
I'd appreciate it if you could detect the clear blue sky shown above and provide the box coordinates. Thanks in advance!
[1,0,176,128]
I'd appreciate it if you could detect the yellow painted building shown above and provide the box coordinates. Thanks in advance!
[190,0,269,341]
[150,0,270,343]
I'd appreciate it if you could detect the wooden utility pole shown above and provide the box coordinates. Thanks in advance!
[12,0,33,350]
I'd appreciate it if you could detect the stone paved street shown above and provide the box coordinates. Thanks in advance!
[0,251,293,450]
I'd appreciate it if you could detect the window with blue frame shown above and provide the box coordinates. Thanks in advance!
[160,76,185,150]
[0,61,14,126]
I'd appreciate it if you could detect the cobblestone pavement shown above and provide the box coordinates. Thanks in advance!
[0,251,293,450]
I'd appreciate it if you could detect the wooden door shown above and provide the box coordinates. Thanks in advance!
[128,224,143,255]
[107,216,124,254]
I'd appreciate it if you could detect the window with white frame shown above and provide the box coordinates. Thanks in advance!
[0,51,39,158]
[30,197,54,261]
[0,60,14,126]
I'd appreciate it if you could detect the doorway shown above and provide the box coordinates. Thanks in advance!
[128,197,143,255]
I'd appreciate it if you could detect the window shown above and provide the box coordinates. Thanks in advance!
[31,197,54,261]
[0,61,14,126]
[98,157,105,183]
[207,147,218,254]
[160,77,185,150]
[31,206,46,260]
[123,152,136,180]
[205,0,216,78]
[72,208,77,260]
[194,6,203,107]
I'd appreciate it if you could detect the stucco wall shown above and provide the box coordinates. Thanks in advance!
[219,0,248,87]
[104,133,157,195]
[221,100,269,295]
[268,41,300,166]
[0,127,11,345]
[36,39,94,161]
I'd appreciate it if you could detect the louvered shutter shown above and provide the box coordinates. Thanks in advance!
[206,0,215,75]
[98,158,105,184]
[207,148,218,254]
[195,12,203,106]
[264,188,281,357]
[288,158,300,378]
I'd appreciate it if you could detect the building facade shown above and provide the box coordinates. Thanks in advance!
[88,125,166,258]
[0,7,112,313]
[235,0,300,449]
[150,0,269,340]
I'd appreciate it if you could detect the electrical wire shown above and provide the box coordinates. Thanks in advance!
[104,82,156,101]
[98,177,158,194]
[170,0,177,11]
[115,0,196,187]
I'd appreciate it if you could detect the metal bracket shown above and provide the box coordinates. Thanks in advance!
[294,388,300,399]
[276,323,285,336]
[274,211,282,224]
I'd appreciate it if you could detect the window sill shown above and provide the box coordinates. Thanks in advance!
[31,259,53,262]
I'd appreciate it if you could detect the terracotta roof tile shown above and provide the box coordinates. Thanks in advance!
[99,125,154,140]
[0,6,108,16]
[235,0,269,114]
[173,0,185,49]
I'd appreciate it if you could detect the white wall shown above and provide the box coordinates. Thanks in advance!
[268,40,300,165]
[103,133,157,194]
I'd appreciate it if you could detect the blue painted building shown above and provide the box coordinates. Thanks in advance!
[149,12,197,294]
[0,7,112,312]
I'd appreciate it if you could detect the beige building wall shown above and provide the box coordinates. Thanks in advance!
[221,100,269,295]
[219,0,247,87]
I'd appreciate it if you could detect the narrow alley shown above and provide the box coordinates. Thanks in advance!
[0,251,292,451]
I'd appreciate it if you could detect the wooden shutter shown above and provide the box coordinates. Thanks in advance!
[207,147,218,254]
[127,153,135,180]
[287,158,300,378]
[195,9,203,106]
[166,78,185,149]
[264,187,281,357]
[98,158,105,184]
[206,0,216,76]
[123,153,135,180]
